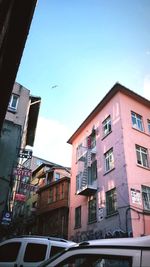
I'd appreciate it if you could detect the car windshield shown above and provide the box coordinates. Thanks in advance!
[39,252,132,267]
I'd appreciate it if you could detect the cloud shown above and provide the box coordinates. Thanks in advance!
[143,75,150,100]
[32,116,72,167]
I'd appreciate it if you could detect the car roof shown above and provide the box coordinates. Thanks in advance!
[77,235,150,249]
[0,235,76,245]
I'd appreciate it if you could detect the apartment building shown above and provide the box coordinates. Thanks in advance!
[0,82,40,231]
[68,83,150,242]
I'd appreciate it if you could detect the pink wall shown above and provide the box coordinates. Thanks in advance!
[68,88,150,241]
[119,92,150,236]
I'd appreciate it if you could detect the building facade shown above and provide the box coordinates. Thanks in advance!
[0,82,40,232]
[68,83,150,242]
[23,162,71,238]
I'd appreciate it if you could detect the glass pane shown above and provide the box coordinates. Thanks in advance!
[0,242,21,262]
[55,254,131,267]
[142,153,148,167]
[24,243,47,262]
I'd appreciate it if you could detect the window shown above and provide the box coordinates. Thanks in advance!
[131,111,144,131]
[106,188,117,216]
[61,183,64,199]
[24,243,47,262]
[88,160,97,184]
[48,188,53,203]
[55,172,60,181]
[136,145,149,168]
[0,242,21,262]
[142,185,150,211]
[88,195,97,223]
[56,185,60,201]
[102,116,111,137]
[54,254,132,267]
[8,94,19,111]
[104,148,114,173]
[50,246,66,258]
[76,173,81,192]
[75,206,81,228]
[148,119,150,133]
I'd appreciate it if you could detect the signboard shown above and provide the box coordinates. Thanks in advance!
[15,193,26,202]
[131,188,141,205]
[18,149,32,159]
[13,168,32,177]
[19,182,38,192]
[1,212,12,225]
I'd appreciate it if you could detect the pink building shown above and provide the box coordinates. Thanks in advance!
[68,83,150,242]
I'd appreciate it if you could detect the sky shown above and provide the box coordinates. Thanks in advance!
[16,0,150,166]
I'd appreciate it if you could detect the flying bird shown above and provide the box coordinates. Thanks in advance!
[51,85,58,89]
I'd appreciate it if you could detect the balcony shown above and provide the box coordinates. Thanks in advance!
[76,171,97,196]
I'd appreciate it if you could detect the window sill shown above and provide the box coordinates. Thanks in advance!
[101,130,112,141]
[105,211,118,218]
[136,164,150,171]
[132,126,150,137]
[7,108,17,113]
[104,167,115,176]
[74,225,81,229]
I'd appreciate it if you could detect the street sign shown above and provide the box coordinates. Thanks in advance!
[1,211,12,225]
[13,168,32,177]
[19,182,38,192]
[15,193,26,202]
[18,149,32,159]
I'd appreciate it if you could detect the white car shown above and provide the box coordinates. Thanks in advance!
[39,235,150,267]
[0,235,76,267]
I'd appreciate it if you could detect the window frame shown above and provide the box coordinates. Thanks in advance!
[88,195,97,223]
[135,145,149,168]
[102,115,112,137]
[104,148,114,173]
[8,94,19,112]
[106,188,117,216]
[48,188,54,203]
[131,111,144,132]
[147,119,150,133]
[142,185,150,211]
[75,206,81,228]
[55,172,60,181]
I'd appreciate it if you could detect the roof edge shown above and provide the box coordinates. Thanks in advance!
[67,83,150,144]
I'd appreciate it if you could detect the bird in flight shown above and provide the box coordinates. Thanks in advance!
[51,85,58,89]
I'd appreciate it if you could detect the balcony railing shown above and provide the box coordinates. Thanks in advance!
[76,171,97,196]
[77,146,87,161]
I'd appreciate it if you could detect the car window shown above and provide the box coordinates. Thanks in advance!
[54,254,132,267]
[0,242,21,262]
[23,243,47,262]
[50,246,66,258]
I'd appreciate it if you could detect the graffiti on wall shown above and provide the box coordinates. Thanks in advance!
[70,228,132,243]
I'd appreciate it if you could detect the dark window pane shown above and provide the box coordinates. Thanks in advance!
[54,254,132,267]
[0,242,21,262]
[24,243,47,262]
[50,246,65,258]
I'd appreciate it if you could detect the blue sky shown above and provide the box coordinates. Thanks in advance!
[16,0,150,166]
